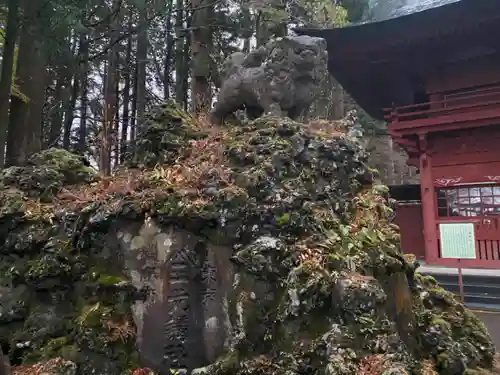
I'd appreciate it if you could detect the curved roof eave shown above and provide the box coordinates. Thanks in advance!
[366,0,462,24]
[294,0,500,121]
[294,0,473,47]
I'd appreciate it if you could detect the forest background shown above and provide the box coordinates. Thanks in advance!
[0,0,417,183]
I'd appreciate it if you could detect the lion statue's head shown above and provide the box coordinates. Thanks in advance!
[220,35,327,84]
[264,35,328,84]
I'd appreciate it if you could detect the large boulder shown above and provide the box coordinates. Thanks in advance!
[0,102,496,375]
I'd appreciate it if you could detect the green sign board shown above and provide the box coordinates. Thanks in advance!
[439,223,477,259]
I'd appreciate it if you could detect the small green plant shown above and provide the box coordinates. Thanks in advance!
[275,213,290,226]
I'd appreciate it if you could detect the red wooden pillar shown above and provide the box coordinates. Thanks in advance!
[419,137,439,263]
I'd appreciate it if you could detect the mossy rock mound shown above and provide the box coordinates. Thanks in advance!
[0,148,97,202]
[0,150,137,374]
[132,101,206,167]
[27,148,97,185]
[0,102,496,375]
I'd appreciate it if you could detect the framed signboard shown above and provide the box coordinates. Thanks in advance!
[439,222,476,259]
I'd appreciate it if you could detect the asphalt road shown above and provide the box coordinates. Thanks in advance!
[474,311,500,347]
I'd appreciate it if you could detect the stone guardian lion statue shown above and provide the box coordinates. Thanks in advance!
[210,35,328,124]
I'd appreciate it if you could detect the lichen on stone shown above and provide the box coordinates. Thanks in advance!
[0,102,496,375]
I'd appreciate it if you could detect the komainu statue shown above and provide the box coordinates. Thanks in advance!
[210,35,328,124]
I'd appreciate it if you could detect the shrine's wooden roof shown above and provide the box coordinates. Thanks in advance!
[367,0,461,24]
[297,0,499,56]
[295,0,500,120]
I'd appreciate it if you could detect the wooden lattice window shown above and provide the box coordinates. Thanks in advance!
[437,185,500,217]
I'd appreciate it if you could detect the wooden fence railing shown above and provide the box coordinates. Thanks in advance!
[383,85,500,125]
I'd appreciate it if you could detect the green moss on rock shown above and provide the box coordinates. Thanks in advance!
[0,102,496,375]
[27,148,97,185]
[0,148,97,203]
[0,150,136,374]
[132,100,206,168]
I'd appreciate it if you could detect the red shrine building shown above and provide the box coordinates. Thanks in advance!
[298,0,500,269]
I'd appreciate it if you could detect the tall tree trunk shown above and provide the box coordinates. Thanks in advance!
[62,34,78,149]
[190,0,213,114]
[113,66,120,166]
[163,0,174,100]
[182,26,190,110]
[241,4,251,53]
[174,0,185,106]
[25,48,47,156]
[100,0,122,175]
[6,0,40,166]
[130,63,138,147]
[120,10,133,162]
[255,13,267,48]
[135,6,148,132]
[78,69,88,154]
[78,37,89,154]
[0,0,19,168]
[63,36,86,151]
[49,74,64,147]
